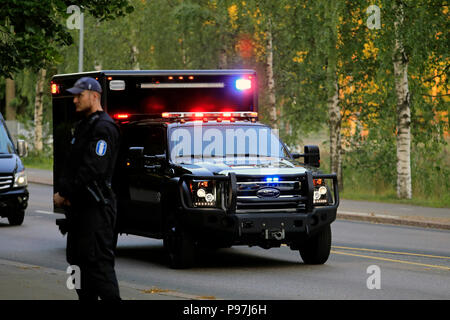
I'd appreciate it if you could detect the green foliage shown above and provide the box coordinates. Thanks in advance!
[23,150,53,171]
[0,0,134,77]
[3,0,448,206]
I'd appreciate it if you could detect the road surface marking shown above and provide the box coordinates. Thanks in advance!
[35,210,55,215]
[331,250,450,271]
[332,246,450,260]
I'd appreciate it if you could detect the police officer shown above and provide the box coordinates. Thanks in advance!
[53,77,121,300]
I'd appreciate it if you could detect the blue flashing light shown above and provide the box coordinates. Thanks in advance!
[236,79,252,90]
[266,177,279,182]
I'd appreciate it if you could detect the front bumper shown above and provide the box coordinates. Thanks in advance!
[0,187,29,217]
[178,172,339,246]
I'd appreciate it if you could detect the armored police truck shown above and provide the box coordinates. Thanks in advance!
[52,70,339,269]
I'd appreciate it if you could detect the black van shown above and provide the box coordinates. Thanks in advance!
[0,113,29,225]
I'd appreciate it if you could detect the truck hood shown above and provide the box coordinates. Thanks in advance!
[176,157,311,177]
[0,154,20,174]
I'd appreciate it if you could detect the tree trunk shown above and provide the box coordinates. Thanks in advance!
[131,45,140,70]
[392,2,412,199]
[266,20,277,131]
[34,68,46,152]
[218,44,227,69]
[5,78,16,120]
[328,78,343,191]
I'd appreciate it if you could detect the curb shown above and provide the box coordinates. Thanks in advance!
[0,258,204,300]
[27,171,53,186]
[337,211,450,230]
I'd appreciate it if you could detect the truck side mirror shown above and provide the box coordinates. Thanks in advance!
[17,140,28,158]
[304,145,320,168]
[291,145,320,167]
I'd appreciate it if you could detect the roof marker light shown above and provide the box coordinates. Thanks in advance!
[236,78,252,90]
[51,83,59,94]
[114,113,130,120]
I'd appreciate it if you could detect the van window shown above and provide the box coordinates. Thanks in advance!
[0,122,15,154]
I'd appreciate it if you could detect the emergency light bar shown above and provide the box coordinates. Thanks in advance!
[140,83,225,89]
[160,111,258,123]
[112,111,258,123]
[161,111,257,120]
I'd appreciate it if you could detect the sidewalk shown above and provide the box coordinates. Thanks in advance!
[26,168,450,230]
[0,258,199,300]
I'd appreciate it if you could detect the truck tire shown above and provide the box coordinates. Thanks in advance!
[164,224,196,269]
[299,224,331,264]
[8,209,25,226]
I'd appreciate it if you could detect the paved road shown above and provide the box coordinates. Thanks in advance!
[0,183,449,300]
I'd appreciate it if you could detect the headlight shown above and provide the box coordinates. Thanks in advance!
[313,185,328,205]
[189,180,220,207]
[14,170,28,187]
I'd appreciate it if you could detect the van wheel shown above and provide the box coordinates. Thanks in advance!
[299,224,331,264]
[8,209,25,226]
[164,224,195,269]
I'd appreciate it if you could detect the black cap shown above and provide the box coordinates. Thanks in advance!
[67,77,102,94]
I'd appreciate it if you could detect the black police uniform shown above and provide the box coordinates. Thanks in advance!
[57,110,121,300]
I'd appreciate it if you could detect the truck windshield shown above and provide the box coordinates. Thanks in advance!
[0,121,15,154]
[168,124,290,164]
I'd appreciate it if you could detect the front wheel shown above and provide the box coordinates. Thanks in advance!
[164,224,196,269]
[299,224,331,264]
[8,209,25,226]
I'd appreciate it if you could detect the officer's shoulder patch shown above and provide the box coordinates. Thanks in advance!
[95,139,107,156]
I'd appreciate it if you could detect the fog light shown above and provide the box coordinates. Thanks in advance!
[205,193,215,202]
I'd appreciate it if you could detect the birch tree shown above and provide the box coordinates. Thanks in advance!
[392,1,412,199]
[33,68,46,152]
[367,0,449,199]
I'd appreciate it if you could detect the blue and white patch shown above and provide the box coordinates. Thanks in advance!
[95,140,107,156]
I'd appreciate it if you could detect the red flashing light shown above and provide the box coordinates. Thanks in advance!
[160,112,257,122]
[114,113,130,120]
[107,76,113,80]
[51,83,60,94]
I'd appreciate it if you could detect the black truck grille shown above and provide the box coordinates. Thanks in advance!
[0,175,13,191]
[236,176,308,211]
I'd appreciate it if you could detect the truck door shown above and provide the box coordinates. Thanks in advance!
[126,126,166,234]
